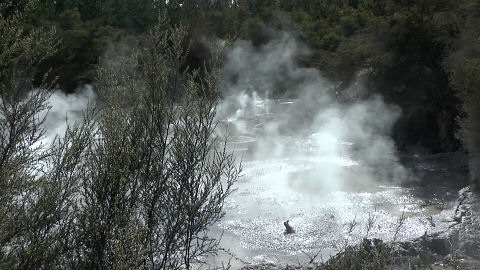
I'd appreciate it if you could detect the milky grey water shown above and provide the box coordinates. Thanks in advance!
[207,97,469,268]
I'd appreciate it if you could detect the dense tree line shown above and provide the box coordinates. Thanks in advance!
[3,0,477,155]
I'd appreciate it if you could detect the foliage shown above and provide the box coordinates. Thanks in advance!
[444,0,480,186]
[322,238,392,270]
[0,3,240,269]
[0,1,77,269]
[449,57,480,186]
[71,19,240,269]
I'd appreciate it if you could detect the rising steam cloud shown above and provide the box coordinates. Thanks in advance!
[216,33,411,193]
[39,34,410,191]
[41,85,96,145]
[33,33,417,267]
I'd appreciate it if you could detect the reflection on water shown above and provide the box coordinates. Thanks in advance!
[210,98,469,268]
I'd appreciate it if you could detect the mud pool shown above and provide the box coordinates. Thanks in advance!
[208,97,470,268]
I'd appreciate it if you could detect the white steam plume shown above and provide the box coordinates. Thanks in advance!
[211,32,416,267]
[217,33,411,191]
[41,85,96,145]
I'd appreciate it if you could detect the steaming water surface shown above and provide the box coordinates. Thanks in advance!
[40,87,468,269]
[41,88,468,268]
[210,98,469,268]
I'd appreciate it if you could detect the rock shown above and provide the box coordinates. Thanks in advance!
[283,220,295,234]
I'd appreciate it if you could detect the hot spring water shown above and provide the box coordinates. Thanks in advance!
[39,88,469,268]
[209,97,469,268]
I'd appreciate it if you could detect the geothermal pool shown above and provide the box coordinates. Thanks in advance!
[209,96,469,268]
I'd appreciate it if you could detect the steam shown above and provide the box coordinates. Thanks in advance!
[35,35,409,193]
[31,34,414,266]
[207,33,419,267]
[41,85,96,145]
[217,33,411,193]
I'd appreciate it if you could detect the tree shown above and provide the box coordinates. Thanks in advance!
[0,1,91,269]
[1,2,240,268]
[446,0,480,187]
[72,17,240,269]
[451,59,480,187]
